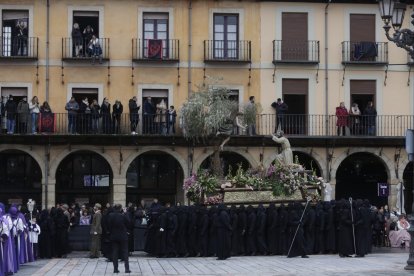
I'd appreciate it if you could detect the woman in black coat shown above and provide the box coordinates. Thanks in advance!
[216,204,232,260]
[38,209,55,259]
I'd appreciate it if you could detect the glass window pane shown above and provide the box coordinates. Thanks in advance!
[144,23,154,31]
[227,25,237,33]
[215,33,224,41]
[144,32,154,39]
[158,23,167,32]
[214,24,224,32]
[227,16,238,25]
[157,32,167,39]
[227,34,237,41]
[214,15,224,24]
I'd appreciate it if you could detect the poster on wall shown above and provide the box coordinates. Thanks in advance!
[378,183,389,197]
[83,175,110,187]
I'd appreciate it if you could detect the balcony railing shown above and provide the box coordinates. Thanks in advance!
[273,40,319,64]
[342,41,388,65]
[62,38,110,61]
[0,37,38,60]
[132,38,179,62]
[204,40,251,63]
[0,113,412,137]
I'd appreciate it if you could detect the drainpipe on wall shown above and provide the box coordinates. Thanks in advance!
[188,0,192,99]
[325,0,331,181]
[46,0,50,102]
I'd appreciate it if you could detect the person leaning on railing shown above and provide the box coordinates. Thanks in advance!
[363,101,377,136]
[65,97,79,134]
[335,102,349,136]
[112,100,123,134]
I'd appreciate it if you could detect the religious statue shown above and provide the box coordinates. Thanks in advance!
[271,130,293,165]
[217,112,247,151]
[322,183,332,201]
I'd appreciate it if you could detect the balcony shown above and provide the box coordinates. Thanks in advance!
[0,37,38,60]
[204,40,251,63]
[62,38,110,62]
[273,40,319,64]
[0,113,411,138]
[132,39,179,63]
[342,41,388,65]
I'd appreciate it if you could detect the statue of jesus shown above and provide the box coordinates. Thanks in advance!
[271,130,293,165]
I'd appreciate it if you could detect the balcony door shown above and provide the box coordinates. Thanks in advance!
[282,12,308,61]
[282,79,308,135]
[2,10,29,57]
[143,13,169,59]
[350,14,376,61]
[213,14,238,59]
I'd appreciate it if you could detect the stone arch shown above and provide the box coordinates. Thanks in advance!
[193,147,259,172]
[330,148,394,182]
[50,147,117,180]
[398,156,410,182]
[121,146,188,178]
[0,145,45,179]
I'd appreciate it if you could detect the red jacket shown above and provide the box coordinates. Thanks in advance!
[336,106,349,127]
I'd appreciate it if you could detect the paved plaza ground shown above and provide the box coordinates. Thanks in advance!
[16,249,414,276]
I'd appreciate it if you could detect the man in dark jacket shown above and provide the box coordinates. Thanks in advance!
[5,95,17,134]
[363,101,377,136]
[143,96,155,134]
[128,96,140,135]
[108,204,131,274]
[271,98,288,132]
[112,100,123,134]
[89,203,102,258]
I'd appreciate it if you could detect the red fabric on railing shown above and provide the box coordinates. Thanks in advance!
[148,39,162,59]
[40,113,55,133]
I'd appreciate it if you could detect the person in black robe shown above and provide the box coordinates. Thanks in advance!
[208,206,218,257]
[176,206,188,257]
[246,205,257,256]
[287,202,308,258]
[314,203,325,254]
[323,202,336,254]
[266,203,278,255]
[101,207,114,261]
[187,205,198,257]
[304,205,316,255]
[364,199,374,254]
[166,207,178,257]
[127,205,135,254]
[256,204,267,255]
[229,206,238,256]
[216,204,232,260]
[155,207,167,257]
[54,208,69,258]
[355,199,368,257]
[237,205,247,255]
[144,207,159,256]
[38,209,55,259]
[338,200,355,257]
[277,204,288,255]
[198,206,209,257]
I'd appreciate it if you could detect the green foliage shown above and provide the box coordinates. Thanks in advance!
[180,86,239,139]
[242,102,262,126]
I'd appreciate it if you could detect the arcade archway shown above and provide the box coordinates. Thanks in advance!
[292,151,322,176]
[0,150,42,205]
[126,151,184,205]
[200,151,251,176]
[335,152,388,207]
[56,151,113,205]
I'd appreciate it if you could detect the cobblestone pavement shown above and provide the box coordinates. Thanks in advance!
[16,251,414,276]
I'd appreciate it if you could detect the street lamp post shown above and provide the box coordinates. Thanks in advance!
[379,0,414,270]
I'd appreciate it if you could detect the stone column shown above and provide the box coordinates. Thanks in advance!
[112,178,126,206]
[42,178,56,209]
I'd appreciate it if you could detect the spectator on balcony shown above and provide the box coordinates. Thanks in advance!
[112,100,123,134]
[167,105,177,135]
[40,101,53,133]
[88,35,103,64]
[363,101,377,136]
[29,96,40,134]
[83,25,94,54]
[71,23,83,57]
[143,97,155,134]
[17,97,30,134]
[0,96,5,133]
[246,96,256,136]
[65,97,79,134]
[128,96,140,135]
[155,99,167,135]
[78,97,91,134]
[5,95,16,134]
[15,20,28,56]
[271,98,288,133]
[349,103,361,136]
[335,102,349,136]
[101,97,111,134]
[90,99,100,134]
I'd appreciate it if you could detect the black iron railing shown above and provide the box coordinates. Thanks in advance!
[204,40,251,62]
[62,37,110,61]
[132,38,179,62]
[342,41,388,65]
[0,113,412,137]
[273,40,319,64]
[0,37,38,59]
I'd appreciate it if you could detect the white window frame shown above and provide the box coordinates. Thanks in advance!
[209,8,244,41]
[137,84,174,109]
[68,6,104,38]
[275,6,314,42]
[67,83,104,104]
[138,7,174,40]
[0,5,34,38]
[344,7,382,43]
[0,82,32,101]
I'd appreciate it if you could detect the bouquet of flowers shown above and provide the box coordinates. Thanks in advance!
[183,169,219,202]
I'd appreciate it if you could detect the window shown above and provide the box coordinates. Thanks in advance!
[2,10,29,56]
[71,10,99,58]
[228,89,239,104]
[1,87,27,104]
[213,14,238,59]
[282,79,308,135]
[72,88,98,106]
[350,80,376,112]
[350,14,376,62]
[282,12,308,60]
[143,13,169,58]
